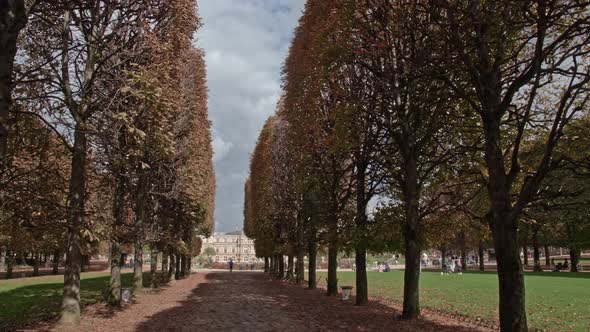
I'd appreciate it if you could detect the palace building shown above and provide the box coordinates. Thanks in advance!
[201,232,258,263]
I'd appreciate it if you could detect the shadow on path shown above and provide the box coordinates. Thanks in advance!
[135,272,485,332]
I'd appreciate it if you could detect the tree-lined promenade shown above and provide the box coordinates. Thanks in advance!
[3,271,497,332]
[0,0,589,331]
[0,0,214,327]
[245,1,590,332]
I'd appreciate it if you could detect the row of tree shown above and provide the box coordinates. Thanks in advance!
[0,0,214,326]
[244,1,589,331]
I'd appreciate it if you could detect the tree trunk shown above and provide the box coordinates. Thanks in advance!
[32,252,40,276]
[286,255,294,280]
[162,251,168,273]
[295,249,304,285]
[401,152,421,319]
[459,232,467,271]
[327,212,338,296]
[491,212,527,331]
[278,254,285,279]
[180,255,186,278]
[108,169,125,306]
[185,255,189,276]
[355,245,368,306]
[60,124,88,326]
[174,254,181,280]
[570,248,579,272]
[522,243,528,267]
[133,170,148,292]
[478,241,485,271]
[133,243,143,291]
[532,227,542,272]
[544,245,550,266]
[327,244,338,296]
[80,255,87,273]
[354,160,369,306]
[308,239,317,289]
[0,0,27,168]
[150,250,158,288]
[168,253,176,282]
[440,247,446,269]
[107,243,122,306]
[402,228,421,319]
[187,256,192,274]
[5,250,13,278]
[269,256,274,275]
[264,257,269,273]
[53,249,60,275]
[270,255,275,275]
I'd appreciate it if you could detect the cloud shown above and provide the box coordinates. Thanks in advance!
[212,134,233,163]
[197,0,306,232]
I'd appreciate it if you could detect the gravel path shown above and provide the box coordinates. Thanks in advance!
[30,271,491,332]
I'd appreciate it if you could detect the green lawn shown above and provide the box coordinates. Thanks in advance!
[0,272,142,330]
[316,271,590,331]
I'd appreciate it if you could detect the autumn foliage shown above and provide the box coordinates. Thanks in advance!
[245,1,590,331]
[0,0,214,325]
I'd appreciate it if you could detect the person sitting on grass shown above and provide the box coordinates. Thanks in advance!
[441,263,451,275]
[449,258,455,273]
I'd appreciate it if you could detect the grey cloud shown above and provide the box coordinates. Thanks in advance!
[197,0,305,232]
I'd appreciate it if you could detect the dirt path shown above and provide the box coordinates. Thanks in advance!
[29,271,491,332]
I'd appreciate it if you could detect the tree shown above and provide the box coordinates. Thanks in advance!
[280,0,355,295]
[0,113,70,278]
[18,3,147,322]
[13,0,212,323]
[246,117,281,276]
[527,115,590,272]
[435,1,590,330]
[0,0,29,169]
[339,0,461,316]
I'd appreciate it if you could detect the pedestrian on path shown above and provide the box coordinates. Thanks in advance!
[229,259,234,272]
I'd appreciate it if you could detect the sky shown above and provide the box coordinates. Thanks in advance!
[196,0,306,233]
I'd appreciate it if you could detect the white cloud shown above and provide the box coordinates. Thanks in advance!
[212,135,233,163]
[197,0,306,232]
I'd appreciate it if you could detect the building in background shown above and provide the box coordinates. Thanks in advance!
[201,232,258,263]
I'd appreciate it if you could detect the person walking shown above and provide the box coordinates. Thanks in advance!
[229,259,234,272]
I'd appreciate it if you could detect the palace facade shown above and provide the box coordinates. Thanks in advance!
[201,232,259,263]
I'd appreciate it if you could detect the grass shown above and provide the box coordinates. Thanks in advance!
[0,271,145,330]
[316,270,590,332]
